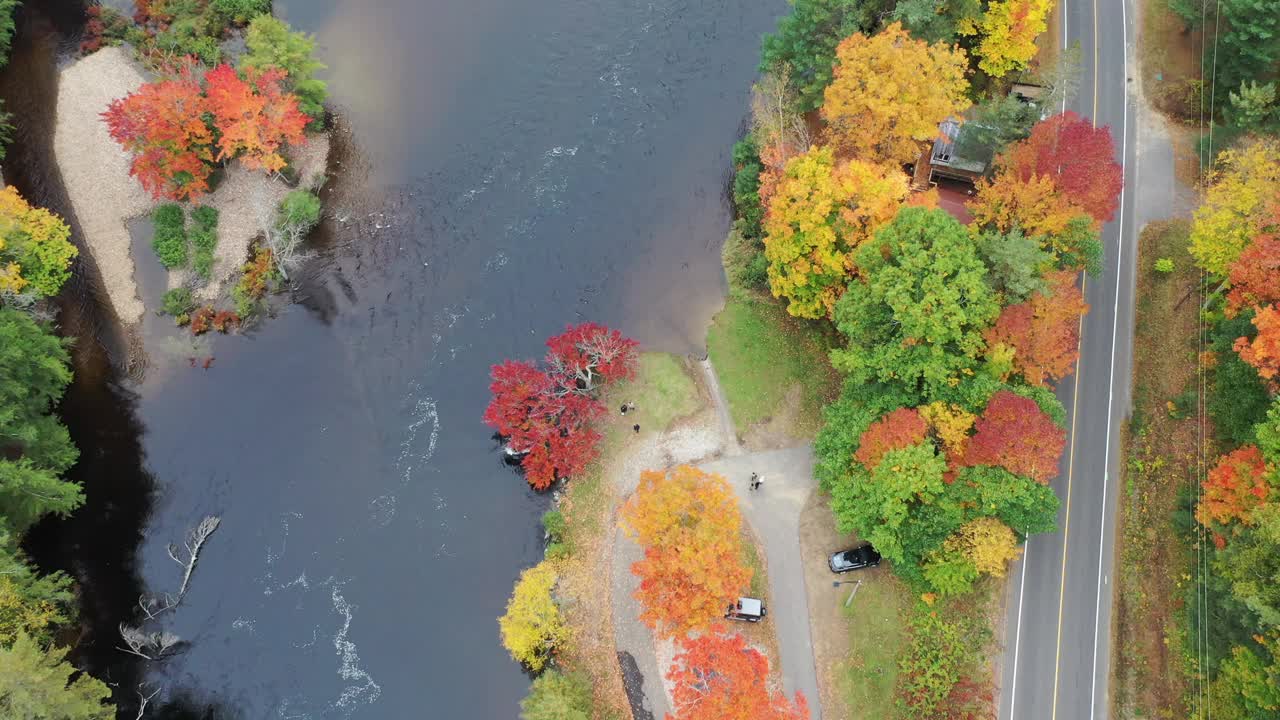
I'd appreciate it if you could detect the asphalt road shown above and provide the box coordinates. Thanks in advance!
[699,446,823,720]
[998,0,1142,717]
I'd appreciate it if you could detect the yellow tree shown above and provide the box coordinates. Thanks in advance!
[971,0,1054,77]
[1190,139,1280,276]
[762,146,910,319]
[919,402,975,459]
[620,466,752,638]
[498,561,568,671]
[946,517,1021,576]
[0,187,77,299]
[821,22,970,166]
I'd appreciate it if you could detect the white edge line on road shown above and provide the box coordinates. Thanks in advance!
[1009,2,1071,715]
[1009,539,1029,719]
[1089,0,1131,715]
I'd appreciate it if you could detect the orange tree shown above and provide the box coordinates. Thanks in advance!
[103,63,214,201]
[204,64,309,173]
[1235,304,1280,384]
[1226,206,1280,316]
[821,22,970,166]
[984,270,1089,386]
[666,627,809,720]
[619,466,751,638]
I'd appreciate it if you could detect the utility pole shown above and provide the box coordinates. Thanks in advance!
[833,579,863,608]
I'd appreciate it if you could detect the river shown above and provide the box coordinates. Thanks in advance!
[5,0,785,716]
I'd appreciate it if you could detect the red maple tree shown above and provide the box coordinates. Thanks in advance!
[1001,111,1123,224]
[204,64,309,174]
[544,322,639,393]
[1226,206,1280,316]
[483,360,604,490]
[1235,304,1280,382]
[666,627,809,720]
[985,270,1088,386]
[103,63,214,201]
[1196,445,1274,528]
[483,323,637,490]
[855,408,930,471]
[961,390,1066,484]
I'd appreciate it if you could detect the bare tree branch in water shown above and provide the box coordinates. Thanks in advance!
[135,685,161,719]
[136,515,220,618]
[168,515,220,600]
[118,624,180,660]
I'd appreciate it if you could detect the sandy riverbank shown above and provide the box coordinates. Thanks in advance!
[53,46,330,321]
[53,46,150,323]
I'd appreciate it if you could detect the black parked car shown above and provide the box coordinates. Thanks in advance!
[724,597,766,622]
[828,543,881,573]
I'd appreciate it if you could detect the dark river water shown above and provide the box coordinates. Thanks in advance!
[4,0,786,717]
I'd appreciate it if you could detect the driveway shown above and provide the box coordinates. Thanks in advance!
[697,445,823,719]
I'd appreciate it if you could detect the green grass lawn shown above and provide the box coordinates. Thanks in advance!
[562,352,699,549]
[740,528,767,598]
[622,352,700,432]
[840,574,910,717]
[705,296,841,437]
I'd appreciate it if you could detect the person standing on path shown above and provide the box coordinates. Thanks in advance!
[749,472,759,491]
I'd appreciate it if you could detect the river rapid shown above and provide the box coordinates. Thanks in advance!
[5,0,786,716]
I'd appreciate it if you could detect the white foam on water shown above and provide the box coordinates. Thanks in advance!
[396,386,439,484]
[266,512,304,566]
[232,617,256,634]
[330,587,381,711]
[368,494,396,527]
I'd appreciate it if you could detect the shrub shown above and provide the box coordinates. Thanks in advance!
[210,309,239,333]
[209,0,270,25]
[232,246,279,319]
[242,15,328,127]
[151,204,188,269]
[191,205,219,232]
[896,602,993,712]
[1154,257,1175,274]
[189,306,215,335]
[278,189,322,232]
[732,136,764,240]
[519,670,593,720]
[191,227,218,281]
[159,287,196,318]
[544,542,570,561]
[152,18,223,66]
[541,510,566,543]
[498,561,567,672]
[1210,313,1272,445]
[720,228,768,295]
[80,6,132,55]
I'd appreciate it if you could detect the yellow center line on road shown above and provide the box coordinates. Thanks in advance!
[1050,291,1087,720]
[1050,0,1103,715]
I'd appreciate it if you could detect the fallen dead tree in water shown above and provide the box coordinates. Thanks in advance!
[137,515,221,619]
